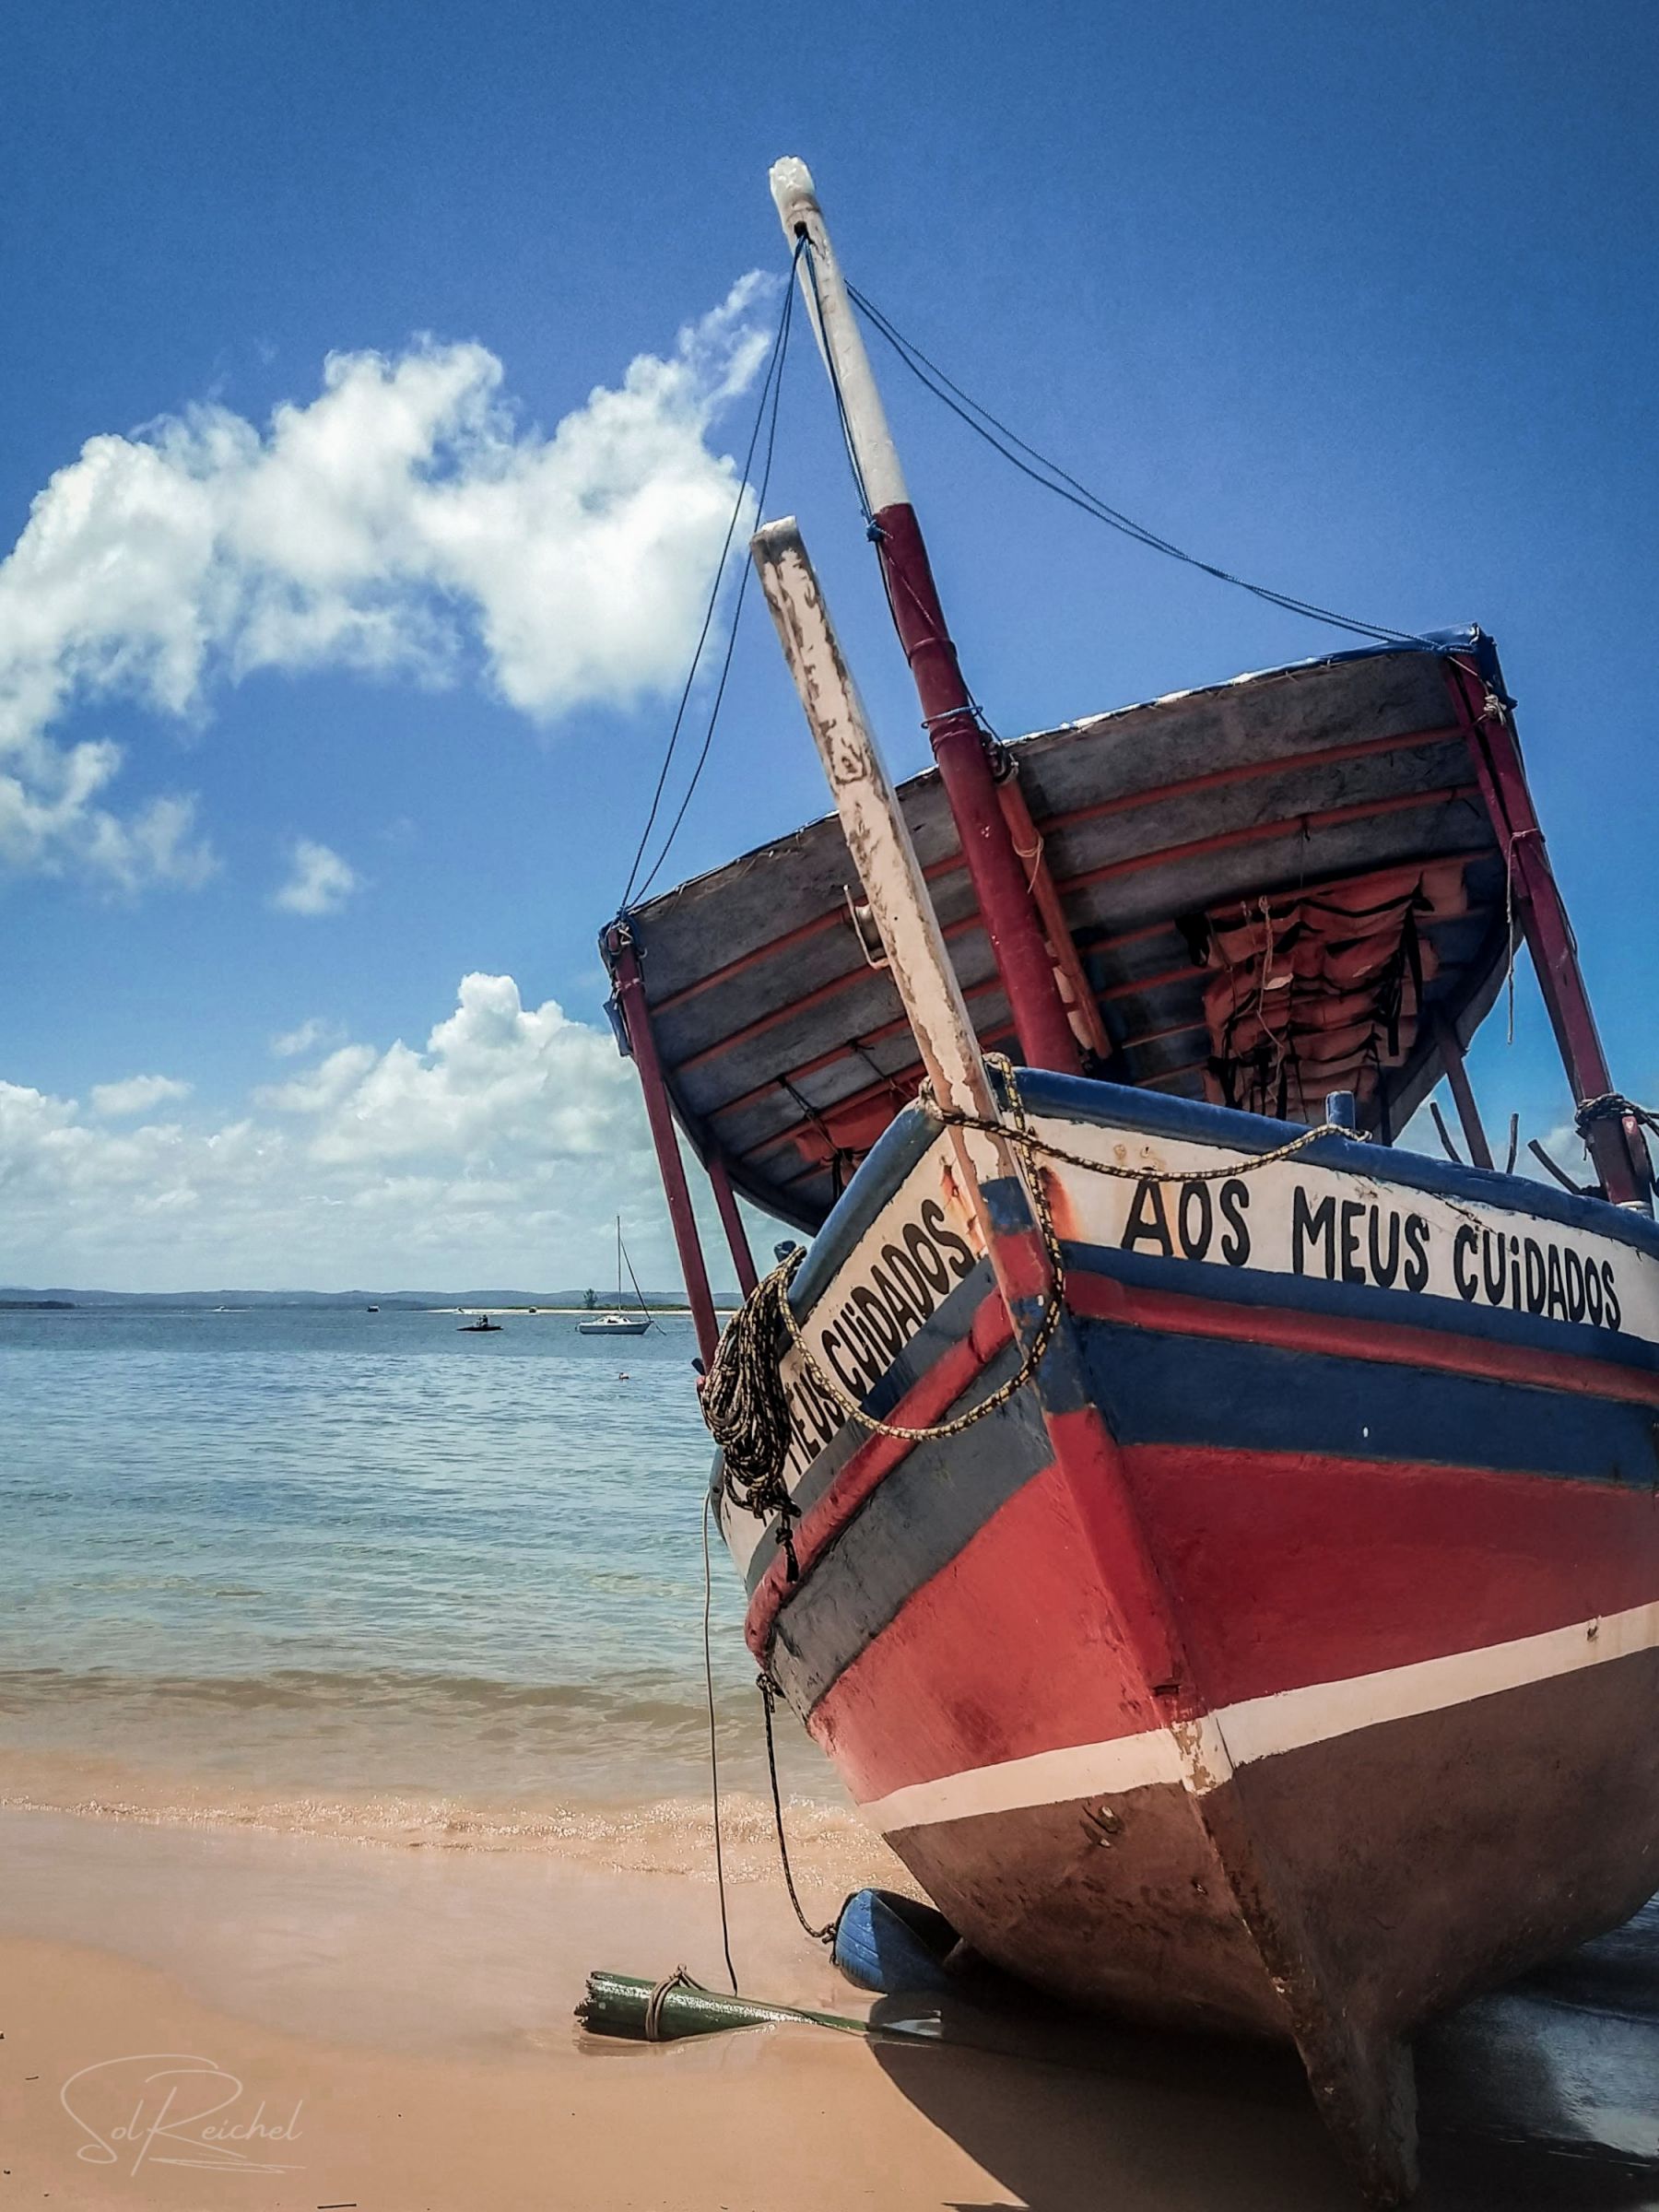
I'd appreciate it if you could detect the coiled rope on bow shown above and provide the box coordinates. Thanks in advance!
[701,1061,1359,1557]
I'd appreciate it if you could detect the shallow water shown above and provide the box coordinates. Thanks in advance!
[0,1304,837,1840]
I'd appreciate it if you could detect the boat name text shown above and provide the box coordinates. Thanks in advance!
[1120,1176,1623,1329]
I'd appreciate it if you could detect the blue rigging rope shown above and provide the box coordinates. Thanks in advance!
[619,250,801,912]
[843,279,1429,649]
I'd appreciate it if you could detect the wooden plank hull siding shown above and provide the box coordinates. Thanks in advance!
[715,1073,1659,2197]
[618,633,1512,1232]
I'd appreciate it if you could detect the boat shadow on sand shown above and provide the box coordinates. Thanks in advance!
[863,1894,1659,2212]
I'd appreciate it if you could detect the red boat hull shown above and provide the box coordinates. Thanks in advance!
[722,1077,1659,2198]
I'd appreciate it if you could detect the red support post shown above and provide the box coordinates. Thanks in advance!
[994,766,1113,1065]
[603,926,723,1366]
[707,1150,759,1298]
[1446,658,1651,1208]
[872,502,1083,1077]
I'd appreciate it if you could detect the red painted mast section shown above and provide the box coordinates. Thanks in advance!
[771,160,1081,1079]
[868,506,1084,1076]
[1446,657,1652,1208]
[602,926,722,1365]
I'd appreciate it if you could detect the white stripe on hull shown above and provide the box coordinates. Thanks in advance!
[857,1598,1659,1833]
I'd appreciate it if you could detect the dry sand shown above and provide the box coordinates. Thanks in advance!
[0,1806,1648,2210]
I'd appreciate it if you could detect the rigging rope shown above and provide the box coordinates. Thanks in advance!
[756,1672,838,1946]
[620,1234,658,1327]
[842,279,1430,650]
[801,241,879,537]
[619,249,800,911]
[700,1494,739,1992]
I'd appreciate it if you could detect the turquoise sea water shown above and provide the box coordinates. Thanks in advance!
[0,1306,827,1836]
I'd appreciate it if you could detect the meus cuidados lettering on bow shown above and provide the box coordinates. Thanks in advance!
[1025,1114,1654,1343]
[755,1122,1659,1509]
[1118,1169,1630,1328]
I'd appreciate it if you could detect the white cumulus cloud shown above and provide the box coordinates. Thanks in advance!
[88,1073,194,1117]
[255,972,630,1166]
[270,1016,344,1059]
[272,837,360,916]
[0,279,771,889]
[0,973,762,1292]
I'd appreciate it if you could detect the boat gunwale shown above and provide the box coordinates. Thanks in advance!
[788,1071,1659,1332]
[616,633,1517,1233]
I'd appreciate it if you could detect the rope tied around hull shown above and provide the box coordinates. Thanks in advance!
[703,1070,1074,1583]
[700,1064,1359,1562]
[700,1259,811,1578]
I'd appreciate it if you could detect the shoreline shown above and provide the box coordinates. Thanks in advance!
[0,1806,1367,2212]
[0,1741,866,1876]
[4,1802,1655,2209]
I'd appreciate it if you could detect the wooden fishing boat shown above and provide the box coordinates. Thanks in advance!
[600,162,1659,2201]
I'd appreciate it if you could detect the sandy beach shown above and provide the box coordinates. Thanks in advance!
[5,1801,1657,2210]
[5,1319,1656,2209]
[0,1804,1365,2212]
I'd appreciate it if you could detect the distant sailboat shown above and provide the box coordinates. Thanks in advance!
[577,1219,655,1335]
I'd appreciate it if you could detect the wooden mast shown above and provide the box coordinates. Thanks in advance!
[749,518,1008,1158]
[769,158,1084,1080]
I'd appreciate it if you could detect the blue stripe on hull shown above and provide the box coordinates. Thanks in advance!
[1077,1320,1659,1488]
[768,1301,1658,1713]
[1065,1239,1659,1376]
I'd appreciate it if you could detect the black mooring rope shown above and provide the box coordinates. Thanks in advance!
[700,1494,739,1993]
[757,1672,837,1947]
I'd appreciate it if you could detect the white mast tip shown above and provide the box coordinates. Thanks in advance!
[769,157,819,231]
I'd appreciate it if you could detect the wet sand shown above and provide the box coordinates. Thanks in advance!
[2,1806,1654,2210]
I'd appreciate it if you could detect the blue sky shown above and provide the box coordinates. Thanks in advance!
[2,0,1654,1288]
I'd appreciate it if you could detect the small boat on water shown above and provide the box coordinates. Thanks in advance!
[577,1218,656,1335]
[458,1313,501,1333]
[599,162,1659,2200]
[576,1310,653,1335]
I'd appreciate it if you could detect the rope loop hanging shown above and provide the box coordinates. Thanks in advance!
[756,1672,838,1947]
